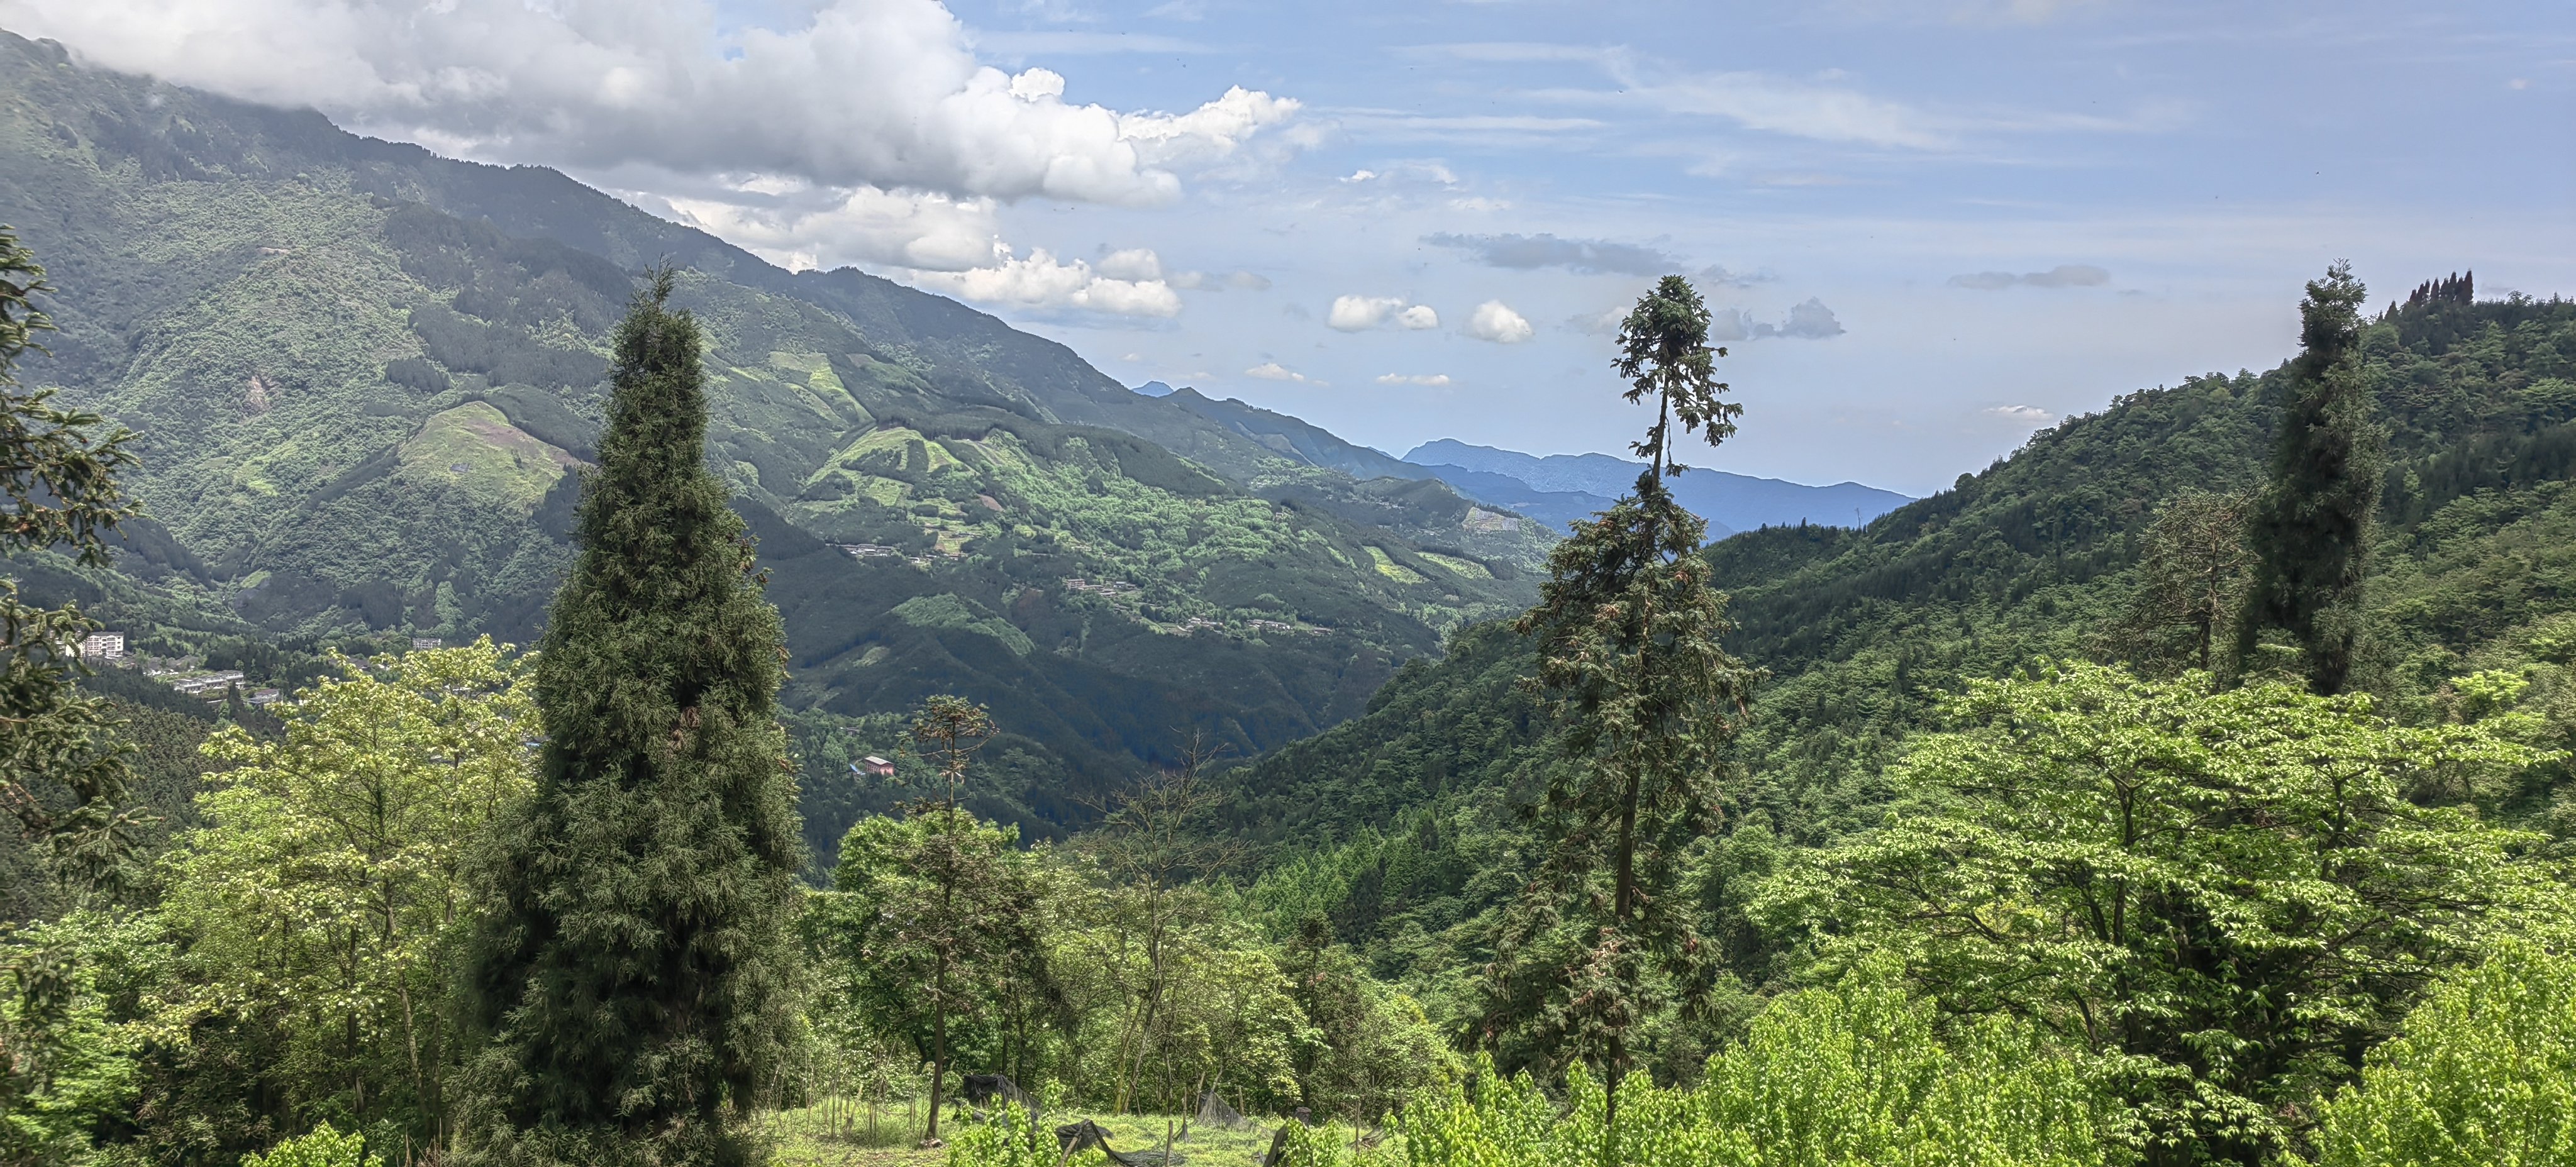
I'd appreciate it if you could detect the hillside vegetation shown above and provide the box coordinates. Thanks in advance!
[0,29,1560,826]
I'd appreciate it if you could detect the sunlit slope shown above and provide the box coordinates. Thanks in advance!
[0,27,1548,789]
[1218,293,2576,846]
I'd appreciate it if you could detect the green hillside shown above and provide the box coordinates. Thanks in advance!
[1214,291,2576,1012]
[0,29,1556,826]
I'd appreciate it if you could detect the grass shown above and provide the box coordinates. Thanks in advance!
[761,1100,1361,1167]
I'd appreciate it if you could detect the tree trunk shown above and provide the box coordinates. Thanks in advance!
[926,947,952,1142]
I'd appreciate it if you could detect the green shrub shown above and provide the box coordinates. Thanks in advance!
[241,1124,380,1167]
[1392,961,2121,1167]
[2316,941,2576,1166]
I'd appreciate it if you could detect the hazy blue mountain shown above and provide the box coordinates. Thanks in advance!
[1159,388,1622,531]
[1404,439,1911,531]
[1131,380,1180,397]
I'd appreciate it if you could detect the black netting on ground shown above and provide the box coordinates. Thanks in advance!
[1194,1090,1253,1131]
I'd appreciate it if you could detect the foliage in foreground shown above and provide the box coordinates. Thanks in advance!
[1767,662,2567,1162]
[158,639,536,1151]
[947,962,2121,1167]
[2315,940,2576,1166]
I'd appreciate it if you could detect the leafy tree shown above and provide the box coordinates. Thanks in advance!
[457,272,804,1167]
[0,909,159,1167]
[160,640,536,1148]
[1482,275,1760,1125]
[809,696,1053,1146]
[1077,741,1243,1114]
[2111,490,2254,673]
[2314,939,2576,1166]
[1768,663,2567,1164]
[817,807,1043,1142]
[0,225,143,903]
[2238,263,2382,694]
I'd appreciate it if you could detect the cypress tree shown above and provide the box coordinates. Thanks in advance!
[2236,262,2381,695]
[458,270,803,1167]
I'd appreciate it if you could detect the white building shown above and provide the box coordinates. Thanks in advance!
[78,631,125,660]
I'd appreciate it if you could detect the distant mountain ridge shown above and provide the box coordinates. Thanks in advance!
[1135,381,1909,536]
[1150,387,1622,531]
[1404,439,1911,532]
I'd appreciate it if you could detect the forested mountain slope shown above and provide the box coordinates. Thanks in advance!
[0,29,1553,827]
[1224,290,2576,860]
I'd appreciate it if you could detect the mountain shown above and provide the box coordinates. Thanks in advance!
[0,28,1558,831]
[1223,289,2576,858]
[1158,387,1628,533]
[1404,438,1911,532]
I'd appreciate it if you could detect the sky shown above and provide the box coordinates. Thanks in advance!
[4,0,2570,495]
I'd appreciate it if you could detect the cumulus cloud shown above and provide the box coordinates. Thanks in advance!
[1464,301,1535,343]
[1375,373,1453,386]
[1329,295,1437,331]
[1424,232,1680,277]
[1985,404,2055,424]
[659,182,1002,272]
[1948,264,2111,290]
[1094,248,1165,281]
[909,246,1181,317]
[1246,362,1324,384]
[8,0,1299,208]
[1710,298,1846,341]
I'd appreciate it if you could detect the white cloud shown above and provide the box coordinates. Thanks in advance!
[1463,301,1535,343]
[1246,361,1323,384]
[1095,248,1165,280]
[8,0,1297,206]
[1375,373,1453,386]
[910,246,1181,317]
[1225,270,1274,291]
[1985,404,2055,424]
[660,182,1001,272]
[1328,294,1436,331]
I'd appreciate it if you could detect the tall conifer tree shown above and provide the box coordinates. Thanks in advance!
[458,270,803,1167]
[1483,275,1760,1137]
[2236,262,2381,695]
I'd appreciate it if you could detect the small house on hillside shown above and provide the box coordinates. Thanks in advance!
[859,755,897,777]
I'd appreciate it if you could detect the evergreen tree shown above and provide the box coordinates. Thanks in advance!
[457,271,804,1167]
[0,225,145,904]
[1482,275,1760,1134]
[2237,262,2380,695]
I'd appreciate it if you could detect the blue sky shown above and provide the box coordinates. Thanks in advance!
[13,0,2570,494]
